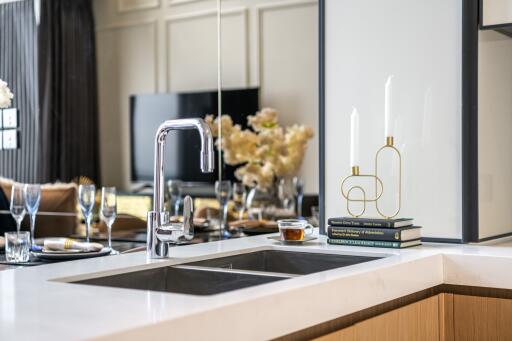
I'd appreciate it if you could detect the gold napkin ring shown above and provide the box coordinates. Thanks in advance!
[64,239,74,250]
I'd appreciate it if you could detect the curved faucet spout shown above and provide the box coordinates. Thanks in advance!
[153,118,214,213]
[148,118,214,259]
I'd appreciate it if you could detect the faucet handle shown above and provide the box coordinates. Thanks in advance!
[182,195,194,240]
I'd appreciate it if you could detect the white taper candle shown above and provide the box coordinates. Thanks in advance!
[350,107,359,168]
[385,75,394,137]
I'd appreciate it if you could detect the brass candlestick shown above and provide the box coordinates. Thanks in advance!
[340,136,402,219]
[375,136,402,218]
[341,166,384,218]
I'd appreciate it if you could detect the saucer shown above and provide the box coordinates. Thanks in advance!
[267,235,317,245]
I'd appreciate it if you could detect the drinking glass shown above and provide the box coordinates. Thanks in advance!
[100,187,117,254]
[215,180,232,239]
[293,177,304,217]
[278,178,295,211]
[5,231,30,262]
[24,184,41,247]
[10,184,26,234]
[167,180,183,216]
[79,184,96,243]
[233,182,246,220]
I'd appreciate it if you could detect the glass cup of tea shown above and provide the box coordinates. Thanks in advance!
[277,219,314,242]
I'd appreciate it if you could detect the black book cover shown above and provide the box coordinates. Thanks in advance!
[327,217,414,228]
[328,226,421,242]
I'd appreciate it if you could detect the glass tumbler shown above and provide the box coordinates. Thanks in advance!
[5,231,30,263]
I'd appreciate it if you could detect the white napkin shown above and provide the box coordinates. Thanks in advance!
[44,238,104,252]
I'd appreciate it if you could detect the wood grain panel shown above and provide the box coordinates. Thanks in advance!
[439,293,454,341]
[314,296,439,341]
[453,294,512,341]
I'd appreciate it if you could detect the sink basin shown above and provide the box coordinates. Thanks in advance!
[183,250,382,275]
[70,249,384,296]
[74,266,288,295]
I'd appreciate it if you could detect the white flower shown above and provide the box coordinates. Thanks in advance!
[0,79,14,109]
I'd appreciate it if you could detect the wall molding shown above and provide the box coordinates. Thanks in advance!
[255,0,318,91]
[96,20,159,95]
[168,0,203,6]
[164,7,249,91]
[117,0,160,13]
[96,18,158,32]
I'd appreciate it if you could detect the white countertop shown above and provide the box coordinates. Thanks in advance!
[2,231,512,341]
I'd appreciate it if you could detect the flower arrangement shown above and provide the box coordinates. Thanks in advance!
[0,80,13,109]
[206,108,314,189]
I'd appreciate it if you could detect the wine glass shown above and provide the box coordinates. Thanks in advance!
[215,180,232,239]
[100,187,117,254]
[78,184,95,243]
[167,180,183,216]
[10,184,26,235]
[293,177,304,218]
[278,178,295,211]
[24,184,41,248]
[233,182,246,221]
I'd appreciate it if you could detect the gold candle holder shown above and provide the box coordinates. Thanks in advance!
[375,136,402,219]
[340,135,402,219]
[341,166,384,218]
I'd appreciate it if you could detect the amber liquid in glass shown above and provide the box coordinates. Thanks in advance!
[280,228,305,241]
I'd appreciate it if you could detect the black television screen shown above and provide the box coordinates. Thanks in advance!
[130,88,259,183]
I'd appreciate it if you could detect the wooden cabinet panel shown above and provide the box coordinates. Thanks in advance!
[315,296,439,341]
[453,294,512,341]
[439,293,454,341]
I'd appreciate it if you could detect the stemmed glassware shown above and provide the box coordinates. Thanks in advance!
[233,182,246,221]
[293,177,304,218]
[215,180,232,239]
[78,184,96,243]
[24,184,41,248]
[167,180,183,216]
[278,178,295,212]
[100,187,118,254]
[10,184,26,235]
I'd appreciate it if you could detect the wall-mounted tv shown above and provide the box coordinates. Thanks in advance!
[130,88,259,184]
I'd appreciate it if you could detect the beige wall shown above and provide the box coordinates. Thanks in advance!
[94,0,318,194]
[478,30,512,239]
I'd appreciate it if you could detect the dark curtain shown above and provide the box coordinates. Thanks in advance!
[0,0,39,183]
[38,0,100,184]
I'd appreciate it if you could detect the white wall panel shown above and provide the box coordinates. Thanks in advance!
[258,1,318,193]
[166,9,247,92]
[324,0,462,238]
[482,0,512,27]
[96,22,157,189]
[95,0,318,193]
[478,30,512,239]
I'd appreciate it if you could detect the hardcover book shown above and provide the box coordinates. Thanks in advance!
[327,238,421,249]
[327,217,413,228]
[328,226,421,242]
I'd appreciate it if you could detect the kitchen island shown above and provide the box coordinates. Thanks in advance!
[1,231,512,340]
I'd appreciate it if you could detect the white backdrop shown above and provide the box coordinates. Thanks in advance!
[324,0,463,239]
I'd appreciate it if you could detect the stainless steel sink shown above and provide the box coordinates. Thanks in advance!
[71,249,384,295]
[183,250,382,275]
[74,266,288,295]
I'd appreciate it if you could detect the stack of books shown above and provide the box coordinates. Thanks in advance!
[327,217,421,249]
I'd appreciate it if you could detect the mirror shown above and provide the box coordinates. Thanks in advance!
[0,0,319,243]
[212,0,319,221]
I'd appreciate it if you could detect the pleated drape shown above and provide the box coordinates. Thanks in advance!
[38,0,100,184]
[0,0,39,183]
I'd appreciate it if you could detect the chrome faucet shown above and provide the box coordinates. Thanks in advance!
[147,118,214,258]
